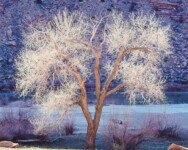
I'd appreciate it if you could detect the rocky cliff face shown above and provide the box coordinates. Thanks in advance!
[0,0,187,97]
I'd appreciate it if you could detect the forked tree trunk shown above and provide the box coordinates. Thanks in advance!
[83,48,148,149]
[85,97,104,149]
[83,48,137,149]
[85,125,96,149]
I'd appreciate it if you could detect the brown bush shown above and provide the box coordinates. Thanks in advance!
[0,109,33,141]
[103,112,182,150]
[63,114,75,136]
[103,113,144,150]
[141,113,181,140]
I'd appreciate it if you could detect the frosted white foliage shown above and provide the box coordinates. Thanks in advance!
[106,11,131,52]
[16,10,92,101]
[121,62,165,104]
[106,48,166,103]
[23,11,88,51]
[104,11,171,103]
[29,83,79,135]
[40,83,80,108]
[106,11,171,54]
[16,48,58,97]
[129,12,171,51]
[30,108,69,135]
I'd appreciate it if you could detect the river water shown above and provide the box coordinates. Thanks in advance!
[87,92,188,105]
[1,91,188,105]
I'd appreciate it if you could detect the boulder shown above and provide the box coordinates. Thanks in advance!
[152,2,179,10]
[0,141,19,148]
[168,143,188,150]
[6,40,17,47]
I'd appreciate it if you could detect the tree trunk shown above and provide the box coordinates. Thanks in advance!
[85,96,105,149]
[85,103,103,149]
[85,125,96,149]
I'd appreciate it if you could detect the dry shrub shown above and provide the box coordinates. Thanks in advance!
[157,125,180,140]
[63,114,75,136]
[141,113,181,140]
[0,98,9,106]
[0,109,33,141]
[103,113,144,150]
[103,112,181,150]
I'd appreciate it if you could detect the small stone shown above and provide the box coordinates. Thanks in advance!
[0,5,4,13]
[152,2,179,10]
[25,15,32,22]
[7,58,13,64]
[35,0,43,4]
[6,27,13,40]
[0,57,3,61]
[107,8,112,11]
[0,74,4,79]
[170,14,185,23]
[22,14,35,25]
[168,0,182,4]
[181,61,187,68]
[6,41,17,47]
[0,22,4,27]
[7,79,16,90]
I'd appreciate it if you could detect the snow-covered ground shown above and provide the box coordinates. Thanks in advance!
[73,104,188,133]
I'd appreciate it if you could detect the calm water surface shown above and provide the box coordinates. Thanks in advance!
[0,91,188,105]
[87,92,188,105]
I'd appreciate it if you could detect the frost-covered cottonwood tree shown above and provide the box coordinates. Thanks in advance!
[16,10,171,149]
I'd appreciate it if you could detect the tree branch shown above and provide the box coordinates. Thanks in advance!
[89,16,107,44]
[103,48,126,92]
[52,41,85,86]
[70,96,82,105]
[127,47,150,53]
[66,38,96,56]
[94,51,101,101]
[103,47,150,98]
[106,83,127,97]
[79,81,94,128]
[64,64,93,127]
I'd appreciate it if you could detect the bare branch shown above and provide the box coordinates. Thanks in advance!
[103,48,126,92]
[94,52,101,100]
[106,83,127,97]
[126,47,150,53]
[103,47,149,96]
[99,24,107,47]
[89,16,107,44]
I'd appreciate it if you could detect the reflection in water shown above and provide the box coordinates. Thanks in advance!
[87,92,188,105]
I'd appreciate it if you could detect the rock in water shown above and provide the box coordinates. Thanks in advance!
[168,143,188,150]
[0,141,19,148]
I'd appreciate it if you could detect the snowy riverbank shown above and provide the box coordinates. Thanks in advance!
[73,104,188,133]
[1,103,188,134]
